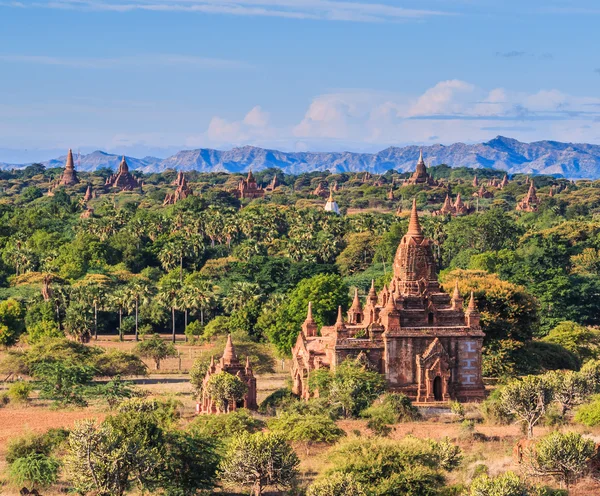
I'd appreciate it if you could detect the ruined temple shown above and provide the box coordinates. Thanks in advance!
[164,172,193,205]
[234,170,265,199]
[404,151,438,186]
[105,157,142,191]
[438,193,471,216]
[312,182,329,198]
[200,334,257,413]
[499,175,509,189]
[265,175,280,192]
[291,199,485,403]
[516,182,540,212]
[58,149,80,186]
[473,185,493,199]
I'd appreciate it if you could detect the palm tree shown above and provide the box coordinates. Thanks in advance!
[124,278,154,341]
[73,273,111,340]
[109,288,128,341]
[223,281,262,313]
[157,280,182,343]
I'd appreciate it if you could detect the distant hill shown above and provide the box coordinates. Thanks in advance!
[3,136,600,179]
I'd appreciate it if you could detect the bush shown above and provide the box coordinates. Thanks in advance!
[8,380,33,403]
[531,431,596,488]
[362,393,420,435]
[259,387,294,415]
[307,472,366,496]
[204,316,230,339]
[189,356,210,396]
[134,334,178,370]
[9,453,59,489]
[6,429,69,464]
[468,471,529,496]
[574,395,600,426]
[542,321,600,365]
[480,388,514,425]
[185,320,204,341]
[268,411,345,454]
[450,401,466,420]
[0,392,9,407]
[191,409,265,440]
[92,350,148,377]
[26,320,63,345]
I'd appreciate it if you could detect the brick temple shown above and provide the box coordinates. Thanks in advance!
[291,199,485,403]
[200,334,257,413]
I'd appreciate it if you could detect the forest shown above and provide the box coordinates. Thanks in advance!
[1,161,600,495]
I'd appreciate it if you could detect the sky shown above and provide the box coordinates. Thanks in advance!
[1,0,600,162]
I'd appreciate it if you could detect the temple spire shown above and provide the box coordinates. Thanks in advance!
[407,198,423,236]
[222,334,239,365]
[305,302,314,323]
[66,149,75,170]
[335,306,344,326]
[467,291,477,312]
[418,149,424,164]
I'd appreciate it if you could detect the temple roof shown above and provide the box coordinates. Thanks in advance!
[407,198,423,237]
[66,149,75,170]
[222,334,239,365]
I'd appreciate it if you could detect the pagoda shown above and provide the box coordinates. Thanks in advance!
[58,149,80,186]
[164,172,193,205]
[324,189,341,215]
[200,335,257,413]
[516,182,540,212]
[105,157,142,191]
[234,170,265,199]
[291,199,485,403]
[404,151,438,186]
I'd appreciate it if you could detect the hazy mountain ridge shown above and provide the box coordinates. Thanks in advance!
[3,136,600,178]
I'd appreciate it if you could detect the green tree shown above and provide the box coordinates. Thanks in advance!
[220,432,300,496]
[467,471,530,496]
[307,472,366,496]
[205,371,248,413]
[530,431,596,488]
[542,321,600,365]
[0,298,25,347]
[64,300,93,343]
[268,411,345,454]
[260,273,349,355]
[500,376,554,439]
[33,361,95,406]
[9,454,60,490]
[134,334,178,370]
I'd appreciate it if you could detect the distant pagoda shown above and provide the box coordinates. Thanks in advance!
[105,157,142,191]
[58,149,80,186]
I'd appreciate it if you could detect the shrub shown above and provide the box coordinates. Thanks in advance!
[8,380,33,403]
[468,471,529,496]
[92,350,148,377]
[574,395,600,426]
[530,431,596,488]
[134,334,178,370]
[0,392,9,407]
[6,429,69,464]
[307,472,366,496]
[191,409,265,440]
[268,411,345,454]
[26,320,63,345]
[220,432,300,496]
[450,401,466,420]
[258,387,294,415]
[9,454,59,489]
[542,321,600,365]
[189,356,210,396]
[480,388,514,425]
[362,393,420,435]
[32,361,95,406]
[185,320,204,341]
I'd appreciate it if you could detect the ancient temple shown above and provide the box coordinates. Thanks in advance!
[291,199,485,403]
[234,170,265,199]
[438,193,471,216]
[312,182,330,198]
[404,151,438,186]
[516,182,540,212]
[324,190,341,215]
[164,171,193,205]
[387,186,395,200]
[83,185,97,202]
[499,175,509,189]
[473,185,493,199]
[58,149,80,186]
[200,335,257,413]
[265,175,280,192]
[105,157,142,191]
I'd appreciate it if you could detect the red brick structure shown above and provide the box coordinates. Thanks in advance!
[105,157,142,191]
[58,149,80,186]
[516,182,539,212]
[291,199,485,403]
[200,334,257,413]
[438,193,471,216]
[164,172,193,205]
[234,170,265,199]
[404,151,438,186]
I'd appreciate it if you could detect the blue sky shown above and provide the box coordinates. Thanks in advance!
[1,0,599,162]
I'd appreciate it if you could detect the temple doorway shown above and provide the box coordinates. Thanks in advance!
[433,376,443,401]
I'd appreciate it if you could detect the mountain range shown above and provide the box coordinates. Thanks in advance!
[2,136,600,179]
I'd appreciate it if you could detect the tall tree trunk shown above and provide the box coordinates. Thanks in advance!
[119,307,123,341]
[184,309,188,342]
[172,306,176,343]
[200,308,204,326]
[180,255,183,283]
[94,302,98,340]
[135,298,139,341]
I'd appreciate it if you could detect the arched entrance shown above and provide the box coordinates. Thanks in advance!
[433,376,443,401]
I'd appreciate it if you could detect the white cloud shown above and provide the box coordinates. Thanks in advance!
[406,80,476,117]
[200,106,273,145]
[2,0,452,22]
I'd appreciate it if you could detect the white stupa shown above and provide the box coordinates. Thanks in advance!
[324,189,340,215]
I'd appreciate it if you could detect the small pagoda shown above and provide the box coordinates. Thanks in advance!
[234,170,265,199]
[404,151,438,186]
[164,171,193,205]
[516,182,540,212]
[200,335,257,413]
[58,149,80,186]
[105,157,142,191]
